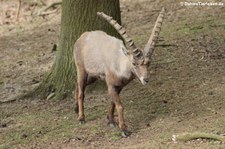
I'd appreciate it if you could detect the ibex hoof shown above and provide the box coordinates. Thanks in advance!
[121,130,130,138]
[79,120,86,125]
[108,122,116,128]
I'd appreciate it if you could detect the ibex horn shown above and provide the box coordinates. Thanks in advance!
[143,7,165,58]
[97,12,142,58]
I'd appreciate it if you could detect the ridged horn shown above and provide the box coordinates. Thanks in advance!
[97,12,142,58]
[143,7,165,58]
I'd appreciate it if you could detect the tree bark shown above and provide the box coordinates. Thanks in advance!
[28,0,122,100]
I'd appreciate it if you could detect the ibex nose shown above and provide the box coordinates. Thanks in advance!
[140,77,149,85]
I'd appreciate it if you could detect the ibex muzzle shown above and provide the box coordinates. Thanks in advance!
[73,8,165,137]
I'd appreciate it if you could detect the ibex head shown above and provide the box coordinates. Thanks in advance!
[97,8,165,85]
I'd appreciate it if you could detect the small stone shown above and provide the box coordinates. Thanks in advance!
[163,100,168,103]
[1,123,7,128]
[208,91,213,95]
[21,133,28,138]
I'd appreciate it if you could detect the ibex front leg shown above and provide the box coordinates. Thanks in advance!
[107,87,122,127]
[108,85,128,137]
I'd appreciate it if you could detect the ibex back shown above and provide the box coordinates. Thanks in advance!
[73,8,165,137]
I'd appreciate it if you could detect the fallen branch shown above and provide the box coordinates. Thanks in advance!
[172,132,225,143]
[42,1,62,12]
[38,1,61,16]
[0,98,16,104]
[38,9,58,16]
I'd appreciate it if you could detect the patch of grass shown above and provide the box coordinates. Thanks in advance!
[133,34,148,47]
[161,14,223,39]
[0,105,77,147]
[105,131,121,140]
[86,106,107,121]
[90,125,99,133]
[177,25,204,35]
[86,81,107,93]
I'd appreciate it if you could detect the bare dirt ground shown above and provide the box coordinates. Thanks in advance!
[1,0,225,148]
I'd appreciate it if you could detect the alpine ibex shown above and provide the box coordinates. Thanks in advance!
[73,8,165,137]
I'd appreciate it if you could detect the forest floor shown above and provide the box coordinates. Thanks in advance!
[1,0,225,148]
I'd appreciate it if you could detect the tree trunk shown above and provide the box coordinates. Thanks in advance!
[29,0,122,100]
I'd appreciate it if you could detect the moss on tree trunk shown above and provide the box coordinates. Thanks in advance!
[29,0,122,100]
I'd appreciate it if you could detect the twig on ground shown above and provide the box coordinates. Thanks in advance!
[156,44,178,47]
[16,0,21,21]
[39,0,47,6]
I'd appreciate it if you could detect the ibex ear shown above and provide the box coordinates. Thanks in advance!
[144,57,150,63]
[144,57,151,66]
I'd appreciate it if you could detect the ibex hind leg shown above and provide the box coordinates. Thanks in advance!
[74,83,79,114]
[76,69,88,124]
[74,76,97,114]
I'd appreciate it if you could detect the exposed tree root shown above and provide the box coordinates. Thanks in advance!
[172,132,225,143]
[0,93,27,104]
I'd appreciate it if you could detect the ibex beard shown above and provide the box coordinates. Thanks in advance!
[73,8,165,137]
